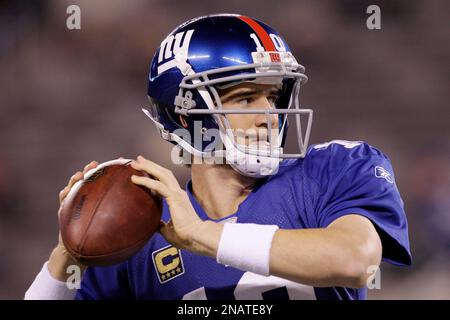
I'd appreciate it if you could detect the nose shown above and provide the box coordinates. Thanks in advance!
[254,96,278,130]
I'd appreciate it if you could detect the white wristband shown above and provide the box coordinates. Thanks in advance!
[24,261,77,300]
[216,223,279,276]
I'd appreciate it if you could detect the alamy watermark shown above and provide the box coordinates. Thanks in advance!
[168,121,282,165]
[366,265,381,289]
[366,5,381,30]
[66,5,81,30]
[66,265,82,290]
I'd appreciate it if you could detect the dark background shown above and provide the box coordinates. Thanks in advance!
[0,0,449,299]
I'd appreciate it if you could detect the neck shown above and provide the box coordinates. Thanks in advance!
[191,159,259,220]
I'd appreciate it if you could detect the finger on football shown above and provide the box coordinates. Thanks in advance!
[59,186,69,204]
[130,157,173,185]
[131,175,169,197]
[138,155,178,184]
[60,171,83,204]
[137,155,175,177]
[83,161,98,175]
[68,171,83,189]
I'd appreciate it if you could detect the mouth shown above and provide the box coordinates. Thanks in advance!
[232,129,280,148]
[243,138,279,150]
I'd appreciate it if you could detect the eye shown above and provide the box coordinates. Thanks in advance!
[238,98,250,105]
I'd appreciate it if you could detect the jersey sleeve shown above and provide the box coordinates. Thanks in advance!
[75,262,132,300]
[304,140,412,266]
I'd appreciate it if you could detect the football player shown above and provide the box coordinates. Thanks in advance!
[26,14,411,300]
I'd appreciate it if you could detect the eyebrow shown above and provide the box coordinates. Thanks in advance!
[220,87,281,103]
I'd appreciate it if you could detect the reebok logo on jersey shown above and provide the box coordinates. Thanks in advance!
[375,166,393,184]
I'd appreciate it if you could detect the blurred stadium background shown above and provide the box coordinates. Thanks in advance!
[0,0,449,299]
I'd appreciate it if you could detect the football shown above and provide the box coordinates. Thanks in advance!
[59,159,162,266]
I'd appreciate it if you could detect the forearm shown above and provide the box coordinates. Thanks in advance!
[24,245,86,300]
[269,228,377,288]
[190,217,381,288]
[48,245,86,282]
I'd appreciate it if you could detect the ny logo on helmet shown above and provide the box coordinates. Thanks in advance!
[157,29,195,75]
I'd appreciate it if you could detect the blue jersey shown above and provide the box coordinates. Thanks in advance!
[75,140,412,300]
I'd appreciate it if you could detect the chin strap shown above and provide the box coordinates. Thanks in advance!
[221,132,281,177]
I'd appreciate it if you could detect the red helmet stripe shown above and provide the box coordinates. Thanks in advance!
[237,15,276,51]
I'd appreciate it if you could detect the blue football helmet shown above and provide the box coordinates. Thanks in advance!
[144,14,312,177]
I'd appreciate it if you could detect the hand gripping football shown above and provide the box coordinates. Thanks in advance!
[59,159,162,266]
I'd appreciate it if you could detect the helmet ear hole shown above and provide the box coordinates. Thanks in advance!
[179,115,188,128]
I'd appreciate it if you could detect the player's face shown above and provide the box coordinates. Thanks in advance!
[219,82,280,148]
